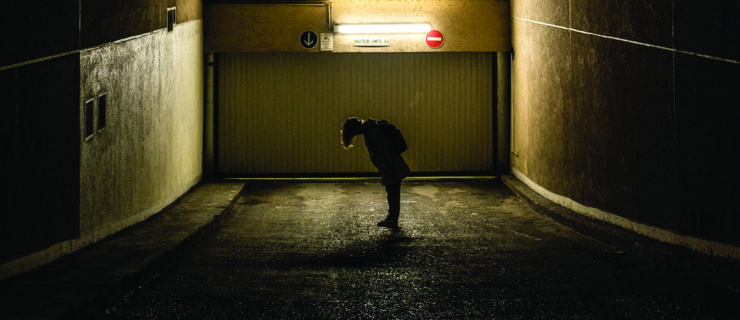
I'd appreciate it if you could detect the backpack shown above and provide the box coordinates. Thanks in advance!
[377,119,408,154]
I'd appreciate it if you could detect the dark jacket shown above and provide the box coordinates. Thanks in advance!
[361,119,411,185]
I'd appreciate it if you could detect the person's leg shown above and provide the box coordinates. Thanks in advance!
[384,181,402,221]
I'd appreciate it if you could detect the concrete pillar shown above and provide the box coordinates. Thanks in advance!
[204,53,216,179]
[496,52,511,175]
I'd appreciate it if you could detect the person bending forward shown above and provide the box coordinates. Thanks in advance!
[341,117,411,228]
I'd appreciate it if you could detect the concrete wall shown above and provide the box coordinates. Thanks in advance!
[511,0,740,257]
[1,0,204,279]
[205,0,511,53]
[79,17,204,249]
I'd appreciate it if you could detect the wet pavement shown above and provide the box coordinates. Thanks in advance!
[92,180,736,319]
[1,178,738,319]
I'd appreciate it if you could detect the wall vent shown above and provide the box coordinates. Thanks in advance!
[167,7,176,32]
[97,94,107,132]
[84,98,95,141]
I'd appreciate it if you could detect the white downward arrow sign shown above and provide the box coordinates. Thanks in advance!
[303,33,314,46]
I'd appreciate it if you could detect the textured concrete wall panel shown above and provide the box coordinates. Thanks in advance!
[512,0,740,246]
[205,4,330,52]
[674,55,740,242]
[2,0,204,275]
[206,0,511,53]
[570,33,675,225]
[675,1,740,62]
[78,20,203,241]
[511,19,572,193]
[1,0,79,66]
[81,0,168,48]
[571,0,673,47]
[177,0,203,23]
[0,55,81,262]
[511,0,569,27]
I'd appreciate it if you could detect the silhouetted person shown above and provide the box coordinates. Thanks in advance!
[342,117,411,228]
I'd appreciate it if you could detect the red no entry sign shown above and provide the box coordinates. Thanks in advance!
[426,30,444,49]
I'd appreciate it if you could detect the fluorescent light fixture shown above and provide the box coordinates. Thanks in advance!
[335,23,432,34]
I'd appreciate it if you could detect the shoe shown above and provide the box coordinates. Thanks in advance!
[377,218,399,228]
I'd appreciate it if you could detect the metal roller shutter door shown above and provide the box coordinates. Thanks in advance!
[217,52,494,176]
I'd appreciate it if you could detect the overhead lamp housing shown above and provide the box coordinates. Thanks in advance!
[335,23,432,34]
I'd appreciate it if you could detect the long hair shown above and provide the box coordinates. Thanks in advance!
[341,117,363,149]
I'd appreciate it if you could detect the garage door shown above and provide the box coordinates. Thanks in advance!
[217,52,494,176]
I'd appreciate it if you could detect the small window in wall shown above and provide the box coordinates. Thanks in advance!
[97,94,107,132]
[167,7,176,32]
[84,98,95,141]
